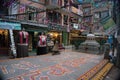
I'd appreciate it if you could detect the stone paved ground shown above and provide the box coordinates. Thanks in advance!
[0,49,104,80]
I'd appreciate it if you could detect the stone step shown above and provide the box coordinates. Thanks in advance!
[91,63,113,80]
[77,59,109,80]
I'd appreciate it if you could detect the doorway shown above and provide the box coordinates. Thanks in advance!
[0,29,9,55]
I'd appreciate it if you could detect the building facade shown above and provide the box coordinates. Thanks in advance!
[112,0,120,68]
[0,0,83,55]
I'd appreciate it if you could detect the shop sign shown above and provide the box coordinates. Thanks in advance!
[9,2,19,19]
[72,0,83,4]
[0,22,21,30]
[48,23,64,31]
[73,23,79,29]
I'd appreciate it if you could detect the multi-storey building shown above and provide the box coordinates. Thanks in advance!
[82,2,93,33]
[112,0,120,69]
[0,0,47,54]
[113,0,120,26]
[46,0,83,45]
[0,0,83,55]
[81,0,114,35]
[93,0,113,34]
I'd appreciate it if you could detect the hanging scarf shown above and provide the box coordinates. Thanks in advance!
[19,31,29,44]
[39,35,46,46]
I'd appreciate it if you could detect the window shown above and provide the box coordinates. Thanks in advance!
[27,7,36,21]
[64,15,68,25]
[95,13,100,18]
[64,0,68,6]
[84,17,91,22]
[94,1,107,8]
[51,0,58,4]
[84,8,91,15]
[101,11,109,19]
[31,0,45,3]
[32,0,39,2]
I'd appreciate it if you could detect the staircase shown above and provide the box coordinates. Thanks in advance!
[77,59,113,80]
[91,63,113,80]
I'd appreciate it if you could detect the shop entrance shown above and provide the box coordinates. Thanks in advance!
[0,29,9,55]
[47,31,62,44]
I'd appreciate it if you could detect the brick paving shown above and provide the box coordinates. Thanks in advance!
[0,49,104,80]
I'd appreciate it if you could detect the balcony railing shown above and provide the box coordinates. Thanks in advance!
[29,0,45,5]
[82,3,92,8]
[45,0,62,9]
[0,14,47,27]
[83,12,92,16]
[0,14,68,30]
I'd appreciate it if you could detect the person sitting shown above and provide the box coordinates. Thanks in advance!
[52,41,60,55]
[47,40,54,52]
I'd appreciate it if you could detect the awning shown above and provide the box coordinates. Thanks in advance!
[22,24,48,32]
[103,18,115,30]
[0,21,21,30]
[100,17,117,34]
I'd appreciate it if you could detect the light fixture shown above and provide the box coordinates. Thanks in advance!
[49,33,53,36]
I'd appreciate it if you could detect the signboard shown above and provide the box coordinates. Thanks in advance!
[9,2,19,19]
[0,22,21,30]
[11,2,18,14]
[72,0,83,4]
[9,29,17,57]
[73,24,79,29]
[102,18,115,30]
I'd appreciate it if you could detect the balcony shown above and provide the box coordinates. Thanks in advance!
[0,14,48,28]
[82,3,92,8]
[0,13,69,30]
[83,12,93,17]
[93,7,109,13]
[45,0,62,9]
[56,8,70,15]
[29,0,45,5]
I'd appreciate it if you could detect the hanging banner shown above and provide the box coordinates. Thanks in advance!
[18,5,26,20]
[9,29,17,57]
[102,18,116,30]
[67,25,70,32]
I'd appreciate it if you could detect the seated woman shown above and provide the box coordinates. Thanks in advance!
[52,41,60,55]
[47,40,54,52]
